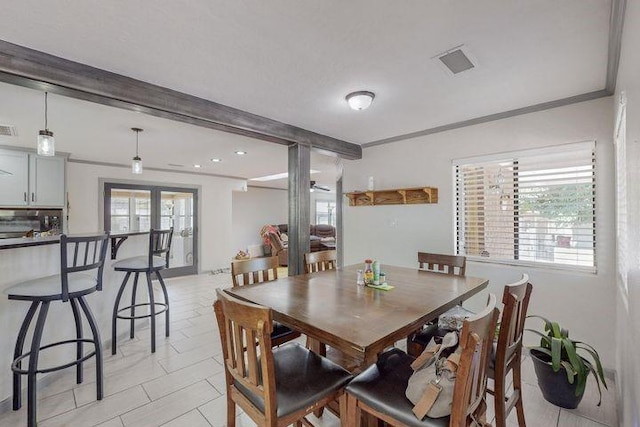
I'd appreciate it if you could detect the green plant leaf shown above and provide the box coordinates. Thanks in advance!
[575,342,608,390]
[560,361,577,384]
[551,337,562,372]
[583,359,603,406]
[551,322,562,339]
[562,338,587,397]
[526,328,552,348]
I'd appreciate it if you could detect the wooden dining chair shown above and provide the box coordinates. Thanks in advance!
[214,289,353,427]
[304,250,337,273]
[346,293,499,427]
[230,257,300,346]
[407,252,468,357]
[487,274,532,427]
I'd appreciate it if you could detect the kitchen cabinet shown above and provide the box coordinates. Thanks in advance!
[0,151,29,206]
[0,149,65,207]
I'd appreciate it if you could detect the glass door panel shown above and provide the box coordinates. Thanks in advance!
[160,190,195,269]
[109,189,151,233]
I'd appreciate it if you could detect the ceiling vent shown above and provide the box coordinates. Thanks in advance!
[434,45,476,75]
[0,125,17,137]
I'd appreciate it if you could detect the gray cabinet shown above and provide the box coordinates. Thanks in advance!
[0,151,29,206]
[29,155,65,207]
[0,150,65,207]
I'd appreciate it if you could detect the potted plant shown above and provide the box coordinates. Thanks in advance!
[526,315,607,409]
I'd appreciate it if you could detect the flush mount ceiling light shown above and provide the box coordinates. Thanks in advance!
[346,91,375,111]
[210,158,222,163]
[37,92,55,156]
[235,150,247,155]
[131,127,143,174]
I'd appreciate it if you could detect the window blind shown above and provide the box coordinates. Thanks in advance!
[455,141,596,269]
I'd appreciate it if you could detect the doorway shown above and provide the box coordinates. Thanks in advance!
[104,182,198,277]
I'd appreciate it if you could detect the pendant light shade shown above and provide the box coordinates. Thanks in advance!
[37,92,55,156]
[131,127,143,174]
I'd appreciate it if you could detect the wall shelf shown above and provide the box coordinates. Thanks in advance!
[345,187,438,206]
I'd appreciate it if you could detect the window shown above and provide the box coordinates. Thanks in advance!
[454,141,596,270]
[315,200,336,226]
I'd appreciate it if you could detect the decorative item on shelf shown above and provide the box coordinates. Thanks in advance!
[367,176,375,191]
[345,187,438,206]
[526,315,607,409]
[131,127,143,174]
[37,92,55,156]
[234,250,250,260]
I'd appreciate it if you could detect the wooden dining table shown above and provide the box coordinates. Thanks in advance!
[226,264,489,370]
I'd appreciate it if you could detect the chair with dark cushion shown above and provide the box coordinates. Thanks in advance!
[112,228,173,354]
[7,233,110,427]
[488,274,532,427]
[230,256,301,346]
[213,289,353,427]
[407,253,468,357]
[346,293,498,427]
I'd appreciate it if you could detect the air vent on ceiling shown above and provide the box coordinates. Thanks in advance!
[0,125,17,137]
[435,45,475,75]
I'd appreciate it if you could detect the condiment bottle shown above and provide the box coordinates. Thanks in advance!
[373,260,381,285]
[364,259,374,285]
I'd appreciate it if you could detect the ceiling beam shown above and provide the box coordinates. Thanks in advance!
[0,39,362,160]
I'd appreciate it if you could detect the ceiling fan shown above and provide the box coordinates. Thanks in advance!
[310,181,331,192]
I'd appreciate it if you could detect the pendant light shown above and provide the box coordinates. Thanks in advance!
[131,127,143,174]
[37,92,55,156]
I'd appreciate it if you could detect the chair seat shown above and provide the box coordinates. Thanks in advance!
[113,256,166,271]
[410,323,451,347]
[346,348,449,427]
[6,273,98,300]
[234,343,352,418]
[271,321,296,342]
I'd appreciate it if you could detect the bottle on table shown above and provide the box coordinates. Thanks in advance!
[364,259,374,285]
[373,260,381,285]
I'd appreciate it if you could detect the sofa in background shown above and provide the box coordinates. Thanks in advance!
[267,224,336,266]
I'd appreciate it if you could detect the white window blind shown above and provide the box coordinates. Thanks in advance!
[455,142,596,270]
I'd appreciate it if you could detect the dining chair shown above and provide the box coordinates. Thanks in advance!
[213,289,353,427]
[230,256,300,346]
[407,252,468,357]
[346,293,499,427]
[487,274,532,427]
[304,249,337,273]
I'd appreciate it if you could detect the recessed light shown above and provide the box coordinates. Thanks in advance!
[235,150,247,155]
[210,158,222,163]
[194,164,201,168]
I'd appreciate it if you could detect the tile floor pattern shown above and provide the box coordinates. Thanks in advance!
[0,273,618,426]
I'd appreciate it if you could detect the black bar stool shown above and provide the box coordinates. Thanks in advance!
[112,228,173,354]
[6,233,110,427]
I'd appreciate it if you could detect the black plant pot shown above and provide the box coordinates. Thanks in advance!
[530,349,584,409]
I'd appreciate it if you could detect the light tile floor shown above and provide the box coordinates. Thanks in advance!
[0,273,618,426]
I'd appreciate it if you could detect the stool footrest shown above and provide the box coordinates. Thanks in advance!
[11,339,98,375]
[116,302,168,320]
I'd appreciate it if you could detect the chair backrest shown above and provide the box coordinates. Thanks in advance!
[60,233,110,301]
[214,289,277,420]
[417,252,466,276]
[304,250,337,273]
[450,293,499,427]
[495,274,533,371]
[149,228,173,268]
[231,256,279,287]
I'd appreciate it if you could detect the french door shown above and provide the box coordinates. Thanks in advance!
[104,183,198,277]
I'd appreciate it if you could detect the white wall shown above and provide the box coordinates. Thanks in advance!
[231,186,288,256]
[343,97,616,368]
[614,0,640,424]
[67,162,245,272]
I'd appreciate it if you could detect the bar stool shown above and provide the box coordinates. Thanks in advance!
[6,233,110,427]
[112,228,173,354]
